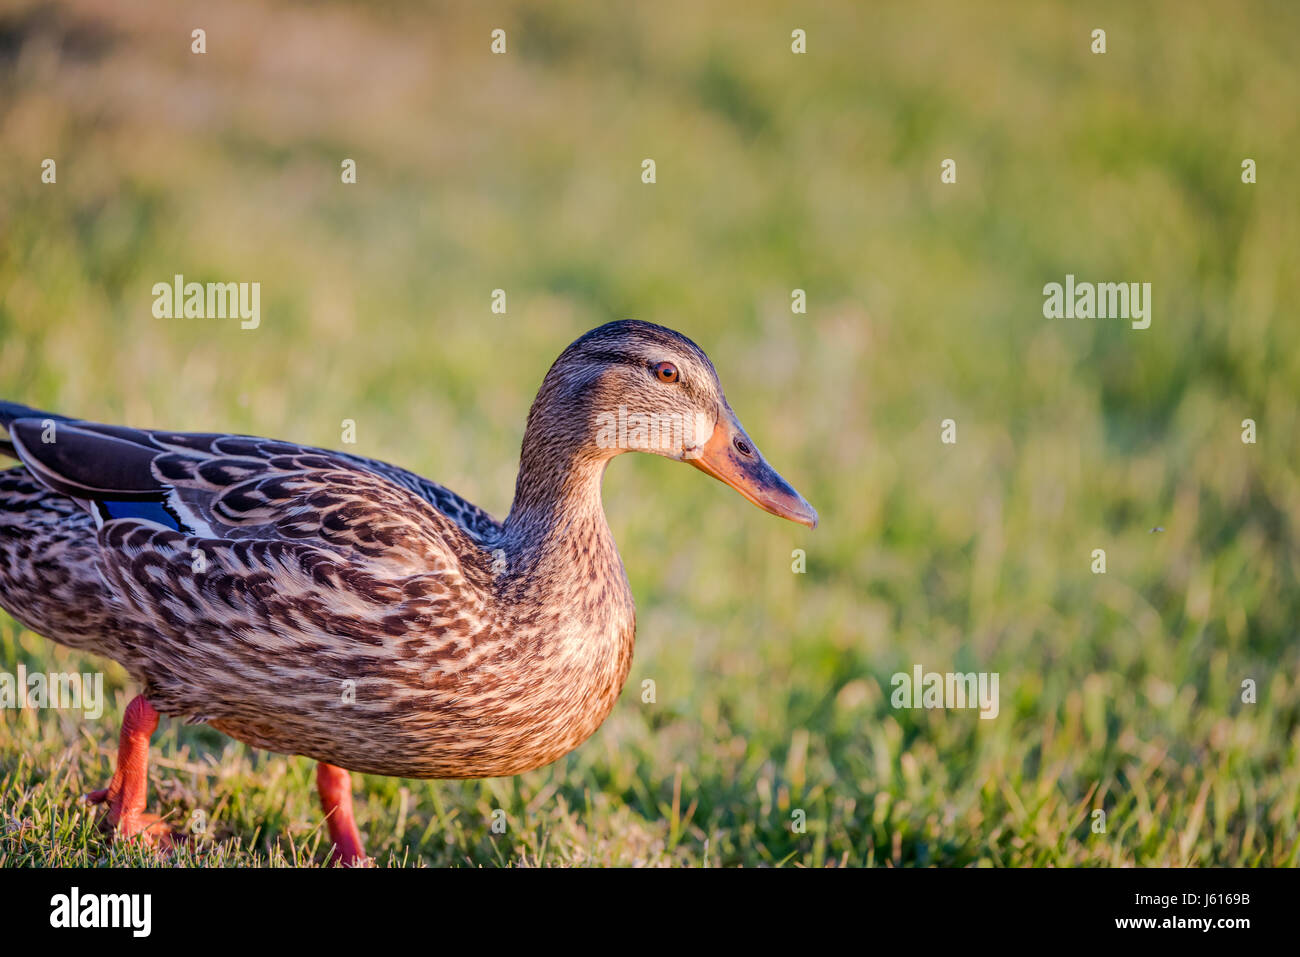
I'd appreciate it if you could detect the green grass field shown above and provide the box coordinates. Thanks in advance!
[1,0,1297,866]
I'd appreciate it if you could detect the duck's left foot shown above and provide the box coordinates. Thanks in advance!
[316,762,369,866]
[83,695,178,849]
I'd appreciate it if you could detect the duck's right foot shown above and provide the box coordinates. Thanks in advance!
[83,694,178,849]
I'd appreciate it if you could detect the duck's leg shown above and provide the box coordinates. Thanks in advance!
[316,762,367,866]
[84,695,174,846]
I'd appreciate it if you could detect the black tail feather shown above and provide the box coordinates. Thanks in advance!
[1,401,74,461]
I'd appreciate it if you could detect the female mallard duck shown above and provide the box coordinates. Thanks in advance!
[0,320,815,863]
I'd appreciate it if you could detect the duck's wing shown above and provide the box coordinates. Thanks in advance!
[0,401,501,543]
[0,401,72,459]
[1,404,501,730]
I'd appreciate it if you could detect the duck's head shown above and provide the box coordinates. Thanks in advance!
[523,319,817,529]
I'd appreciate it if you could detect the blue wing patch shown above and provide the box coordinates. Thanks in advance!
[96,499,188,532]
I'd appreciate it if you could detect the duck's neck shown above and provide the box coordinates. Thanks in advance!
[478,399,636,775]
[501,418,620,583]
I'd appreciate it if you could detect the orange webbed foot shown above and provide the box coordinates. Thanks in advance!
[84,789,179,849]
[84,695,180,851]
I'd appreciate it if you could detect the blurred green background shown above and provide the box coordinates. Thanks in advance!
[1,0,1297,865]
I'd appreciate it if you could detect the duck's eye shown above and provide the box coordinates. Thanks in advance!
[652,361,679,383]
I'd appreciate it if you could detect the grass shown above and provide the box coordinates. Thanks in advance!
[1,0,1298,866]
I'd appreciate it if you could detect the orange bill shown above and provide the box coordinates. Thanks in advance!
[686,408,818,529]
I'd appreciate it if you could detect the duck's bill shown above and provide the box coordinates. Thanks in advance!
[685,414,818,529]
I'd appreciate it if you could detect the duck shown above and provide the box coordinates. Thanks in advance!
[0,319,816,864]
